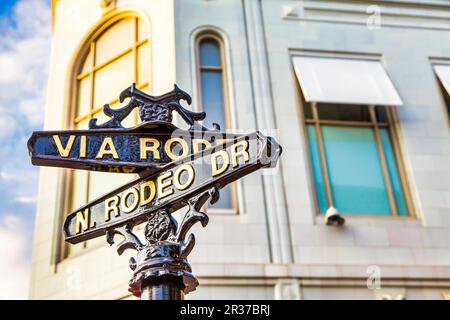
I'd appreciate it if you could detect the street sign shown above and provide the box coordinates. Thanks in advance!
[28,84,282,299]
[28,84,244,174]
[28,125,245,173]
[63,131,280,244]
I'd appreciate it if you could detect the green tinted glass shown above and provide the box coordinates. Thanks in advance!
[306,125,328,213]
[380,129,408,216]
[322,126,391,215]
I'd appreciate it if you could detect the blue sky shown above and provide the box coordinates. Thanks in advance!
[0,0,51,299]
[0,0,16,16]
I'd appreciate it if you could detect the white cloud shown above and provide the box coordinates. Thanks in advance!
[0,115,16,139]
[0,215,31,299]
[0,0,51,300]
[0,0,51,132]
[14,196,37,204]
[19,97,46,126]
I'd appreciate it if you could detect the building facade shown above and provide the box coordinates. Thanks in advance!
[30,0,450,299]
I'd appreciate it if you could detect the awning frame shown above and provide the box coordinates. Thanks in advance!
[292,55,403,106]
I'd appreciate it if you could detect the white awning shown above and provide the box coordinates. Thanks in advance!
[292,56,403,106]
[433,64,450,96]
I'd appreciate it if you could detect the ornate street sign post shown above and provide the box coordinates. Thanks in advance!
[28,84,282,300]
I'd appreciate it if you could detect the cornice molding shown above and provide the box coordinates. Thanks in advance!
[305,0,450,9]
[283,0,450,31]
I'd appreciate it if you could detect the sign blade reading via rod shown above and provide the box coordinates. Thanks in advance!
[28,125,246,173]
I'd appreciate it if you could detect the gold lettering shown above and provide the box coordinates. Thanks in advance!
[75,208,90,234]
[122,166,136,173]
[121,187,139,213]
[157,171,174,199]
[96,137,119,159]
[53,135,76,158]
[211,150,230,177]
[104,195,120,222]
[79,136,87,158]
[174,164,195,191]
[108,166,120,173]
[165,138,189,160]
[140,180,156,206]
[140,138,160,160]
[231,140,249,167]
[193,139,211,154]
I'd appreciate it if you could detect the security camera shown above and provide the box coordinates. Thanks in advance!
[324,206,345,226]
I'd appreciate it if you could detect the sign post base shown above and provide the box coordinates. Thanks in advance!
[127,216,200,300]
[140,281,185,300]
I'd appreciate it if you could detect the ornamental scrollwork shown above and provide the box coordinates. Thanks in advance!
[106,186,220,296]
[89,84,218,131]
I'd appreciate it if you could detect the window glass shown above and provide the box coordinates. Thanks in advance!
[137,43,150,86]
[75,118,89,130]
[71,169,88,210]
[212,185,233,209]
[88,172,135,201]
[93,52,134,108]
[200,71,226,129]
[200,39,221,67]
[91,107,110,127]
[67,169,88,255]
[375,105,387,123]
[302,102,313,120]
[322,126,391,215]
[95,18,134,66]
[81,51,93,74]
[318,104,371,122]
[76,77,91,118]
[306,125,328,212]
[380,129,408,216]
[137,18,149,42]
[302,97,410,217]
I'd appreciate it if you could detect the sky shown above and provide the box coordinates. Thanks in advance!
[0,0,51,299]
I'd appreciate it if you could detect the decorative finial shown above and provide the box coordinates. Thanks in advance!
[100,0,117,11]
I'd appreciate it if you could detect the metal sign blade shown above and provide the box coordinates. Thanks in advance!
[28,123,246,174]
[63,131,281,244]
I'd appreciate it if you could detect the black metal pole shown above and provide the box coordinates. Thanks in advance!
[140,280,185,300]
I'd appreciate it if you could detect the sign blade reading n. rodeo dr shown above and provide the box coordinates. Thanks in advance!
[63,131,280,244]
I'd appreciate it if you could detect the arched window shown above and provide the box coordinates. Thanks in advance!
[65,15,150,257]
[196,33,237,213]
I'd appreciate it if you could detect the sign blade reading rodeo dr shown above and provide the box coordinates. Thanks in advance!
[63,131,281,244]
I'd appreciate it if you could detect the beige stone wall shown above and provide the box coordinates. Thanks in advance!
[29,0,176,299]
[30,0,450,299]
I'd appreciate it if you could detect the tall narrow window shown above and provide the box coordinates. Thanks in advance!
[304,102,411,216]
[196,33,236,212]
[66,16,150,257]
